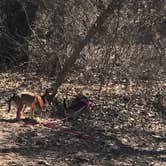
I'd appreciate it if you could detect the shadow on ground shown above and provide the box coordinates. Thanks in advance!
[0,117,166,165]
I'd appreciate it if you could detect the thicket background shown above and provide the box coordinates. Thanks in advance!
[0,0,165,165]
[0,0,165,85]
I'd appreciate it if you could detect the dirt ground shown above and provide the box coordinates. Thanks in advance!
[0,71,166,165]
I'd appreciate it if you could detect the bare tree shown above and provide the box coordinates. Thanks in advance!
[51,0,124,95]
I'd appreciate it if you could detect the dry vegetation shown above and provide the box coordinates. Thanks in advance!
[0,0,166,165]
[0,72,166,165]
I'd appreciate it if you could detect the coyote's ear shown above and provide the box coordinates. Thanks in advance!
[45,89,49,94]
[41,89,48,96]
[45,89,54,96]
[43,89,55,105]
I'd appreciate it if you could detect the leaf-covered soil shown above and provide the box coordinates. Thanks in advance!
[0,70,166,166]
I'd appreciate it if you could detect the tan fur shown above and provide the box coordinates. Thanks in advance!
[8,91,53,120]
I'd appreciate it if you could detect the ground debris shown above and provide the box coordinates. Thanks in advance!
[0,72,166,165]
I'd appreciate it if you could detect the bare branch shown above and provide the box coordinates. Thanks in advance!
[51,0,124,94]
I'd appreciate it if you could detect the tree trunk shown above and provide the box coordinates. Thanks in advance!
[51,0,124,94]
